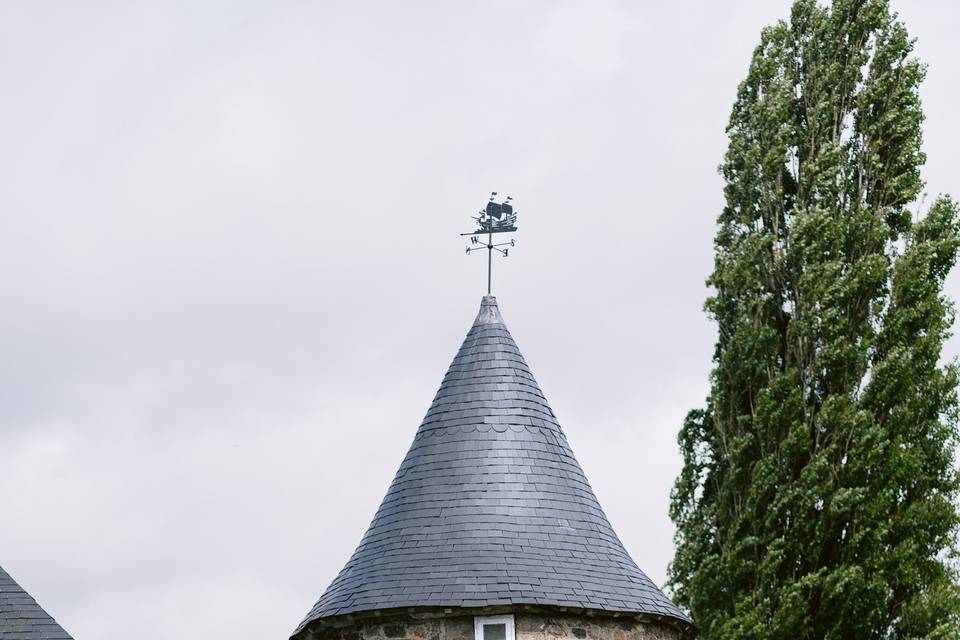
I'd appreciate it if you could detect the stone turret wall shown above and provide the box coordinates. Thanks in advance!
[304,612,686,640]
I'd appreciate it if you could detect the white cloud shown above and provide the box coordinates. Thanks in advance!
[535,1,634,74]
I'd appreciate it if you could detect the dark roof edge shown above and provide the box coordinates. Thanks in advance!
[292,604,696,640]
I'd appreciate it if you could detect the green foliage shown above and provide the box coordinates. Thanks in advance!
[668,1,960,638]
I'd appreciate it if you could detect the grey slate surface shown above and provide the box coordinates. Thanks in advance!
[0,566,73,640]
[294,296,690,635]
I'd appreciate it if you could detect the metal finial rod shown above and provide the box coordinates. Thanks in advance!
[487,228,492,295]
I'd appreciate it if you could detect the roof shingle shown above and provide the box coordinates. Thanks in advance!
[0,566,73,640]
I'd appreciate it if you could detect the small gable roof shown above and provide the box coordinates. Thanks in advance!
[0,565,73,640]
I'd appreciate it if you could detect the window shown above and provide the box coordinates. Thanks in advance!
[475,615,514,640]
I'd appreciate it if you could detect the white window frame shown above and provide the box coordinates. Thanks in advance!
[474,615,515,640]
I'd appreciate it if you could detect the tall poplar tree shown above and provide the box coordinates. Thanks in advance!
[668,1,960,638]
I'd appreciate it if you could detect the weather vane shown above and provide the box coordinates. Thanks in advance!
[462,192,518,295]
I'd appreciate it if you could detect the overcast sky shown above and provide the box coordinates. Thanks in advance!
[1,2,958,639]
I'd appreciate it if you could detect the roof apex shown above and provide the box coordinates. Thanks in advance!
[473,295,502,326]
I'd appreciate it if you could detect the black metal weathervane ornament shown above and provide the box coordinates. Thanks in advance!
[462,192,517,295]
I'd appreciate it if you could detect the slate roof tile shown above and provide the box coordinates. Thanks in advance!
[0,566,73,640]
[293,296,690,637]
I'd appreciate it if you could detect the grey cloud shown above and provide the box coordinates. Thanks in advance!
[1,2,958,639]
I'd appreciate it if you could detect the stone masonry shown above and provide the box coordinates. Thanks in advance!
[305,613,684,640]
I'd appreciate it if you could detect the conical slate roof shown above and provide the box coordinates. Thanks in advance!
[0,565,73,640]
[294,296,690,636]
